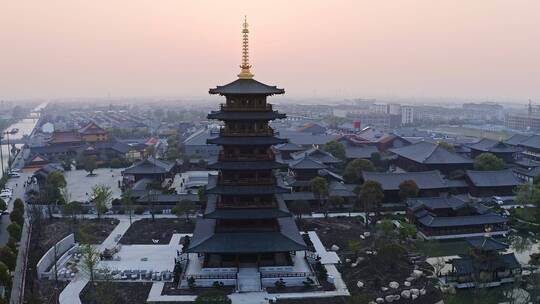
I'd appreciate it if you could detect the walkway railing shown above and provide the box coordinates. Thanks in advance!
[261,272,310,278]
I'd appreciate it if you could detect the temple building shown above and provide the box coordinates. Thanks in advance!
[389,141,473,175]
[406,196,508,240]
[445,237,521,288]
[467,138,519,163]
[182,18,313,291]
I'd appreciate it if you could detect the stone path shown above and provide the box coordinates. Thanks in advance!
[58,218,133,304]
[308,231,340,264]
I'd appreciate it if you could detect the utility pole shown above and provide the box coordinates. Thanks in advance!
[0,135,4,175]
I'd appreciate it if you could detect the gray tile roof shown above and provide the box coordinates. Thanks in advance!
[290,147,341,164]
[466,237,509,251]
[390,141,473,164]
[345,145,378,159]
[417,213,507,227]
[122,157,174,175]
[362,170,448,191]
[407,196,468,212]
[518,135,540,150]
[468,138,520,153]
[289,156,327,170]
[207,111,286,121]
[504,134,529,146]
[465,169,521,187]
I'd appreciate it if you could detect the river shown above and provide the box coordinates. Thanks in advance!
[0,102,47,178]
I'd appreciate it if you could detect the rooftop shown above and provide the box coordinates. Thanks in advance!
[390,141,473,164]
[209,78,285,95]
[362,170,448,191]
[465,169,521,187]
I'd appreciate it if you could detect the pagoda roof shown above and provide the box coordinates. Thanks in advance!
[206,184,290,195]
[209,78,285,95]
[207,111,286,121]
[204,194,290,219]
[290,147,342,164]
[208,160,287,171]
[207,136,287,146]
[186,217,306,253]
[79,121,107,135]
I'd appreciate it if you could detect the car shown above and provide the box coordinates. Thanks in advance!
[1,211,9,216]
[0,191,12,200]
[8,172,21,178]
[9,168,21,173]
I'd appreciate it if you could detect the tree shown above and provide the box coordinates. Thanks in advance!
[323,140,346,161]
[10,208,24,226]
[0,247,16,271]
[63,201,82,222]
[0,262,10,287]
[347,240,362,257]
[91,184,112,219]
[399,222,417,240]
[377,219,394,237]
[288,200,311,219]
[310,177,329,215]
[80,244,100,282]
[197,186,207,204]
[328,196,345,210]
[45,171,67,207]
[398,179,419,201]
[343,159,375,183]
[358,180,384,227]
[437,141,455,152]
[7,222,21,240]
[474,152,505,171]
[13,198,24,212]
[0,198,6,212]
[173,199,196,222]
[83,155,98,176]
[121,189,135,225]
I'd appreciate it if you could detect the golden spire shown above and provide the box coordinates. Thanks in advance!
[238,15,254,79]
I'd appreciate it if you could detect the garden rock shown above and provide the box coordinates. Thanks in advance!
[330,244,340,251]
[420,288,426,295]
[381,287,389,291]
[357,281,364,288]
[376,298,384,303]
[406,276,415,282]
[401,290,411,299]
[412,294,418,300]
[410,288,419,296]
[404,281,411,287]
[389,281,399,289]
[412,270,423,278]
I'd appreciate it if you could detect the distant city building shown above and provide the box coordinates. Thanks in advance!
[401,105,414,125]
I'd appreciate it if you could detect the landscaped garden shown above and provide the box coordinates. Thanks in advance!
[119,218,194,245]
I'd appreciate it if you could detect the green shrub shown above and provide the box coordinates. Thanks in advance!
[7,223,21,241]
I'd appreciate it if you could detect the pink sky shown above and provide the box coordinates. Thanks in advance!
[1,0,539,101]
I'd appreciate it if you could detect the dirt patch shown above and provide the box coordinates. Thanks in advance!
[23,217,119,304]
[80,281,153,304]
[120,218,194,245]
[297,217,367,251]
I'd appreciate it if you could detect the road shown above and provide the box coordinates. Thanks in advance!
[1,172,31,246]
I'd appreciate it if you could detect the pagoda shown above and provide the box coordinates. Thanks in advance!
[184,17,309,291]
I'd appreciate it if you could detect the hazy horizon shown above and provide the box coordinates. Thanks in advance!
[1,1,539,102]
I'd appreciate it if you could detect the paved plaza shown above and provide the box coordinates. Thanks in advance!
[99,234,184,273]
[64,168,123,203]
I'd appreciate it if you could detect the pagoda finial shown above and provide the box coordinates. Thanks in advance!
[238,15,254,79]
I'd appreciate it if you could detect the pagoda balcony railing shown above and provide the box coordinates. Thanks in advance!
[219,128,274,137]
[220,103,272,112]
[217,201,276,209]
[219,176,276,186]
[218,151,275,162]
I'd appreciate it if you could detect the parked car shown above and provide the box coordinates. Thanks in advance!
[0,189,13,200]
[8,172,21,178]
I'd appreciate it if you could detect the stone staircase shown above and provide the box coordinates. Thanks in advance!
[237,267,261,292]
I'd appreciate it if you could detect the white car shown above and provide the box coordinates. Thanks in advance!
[8,172,21,178]
[0,189,12,200]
